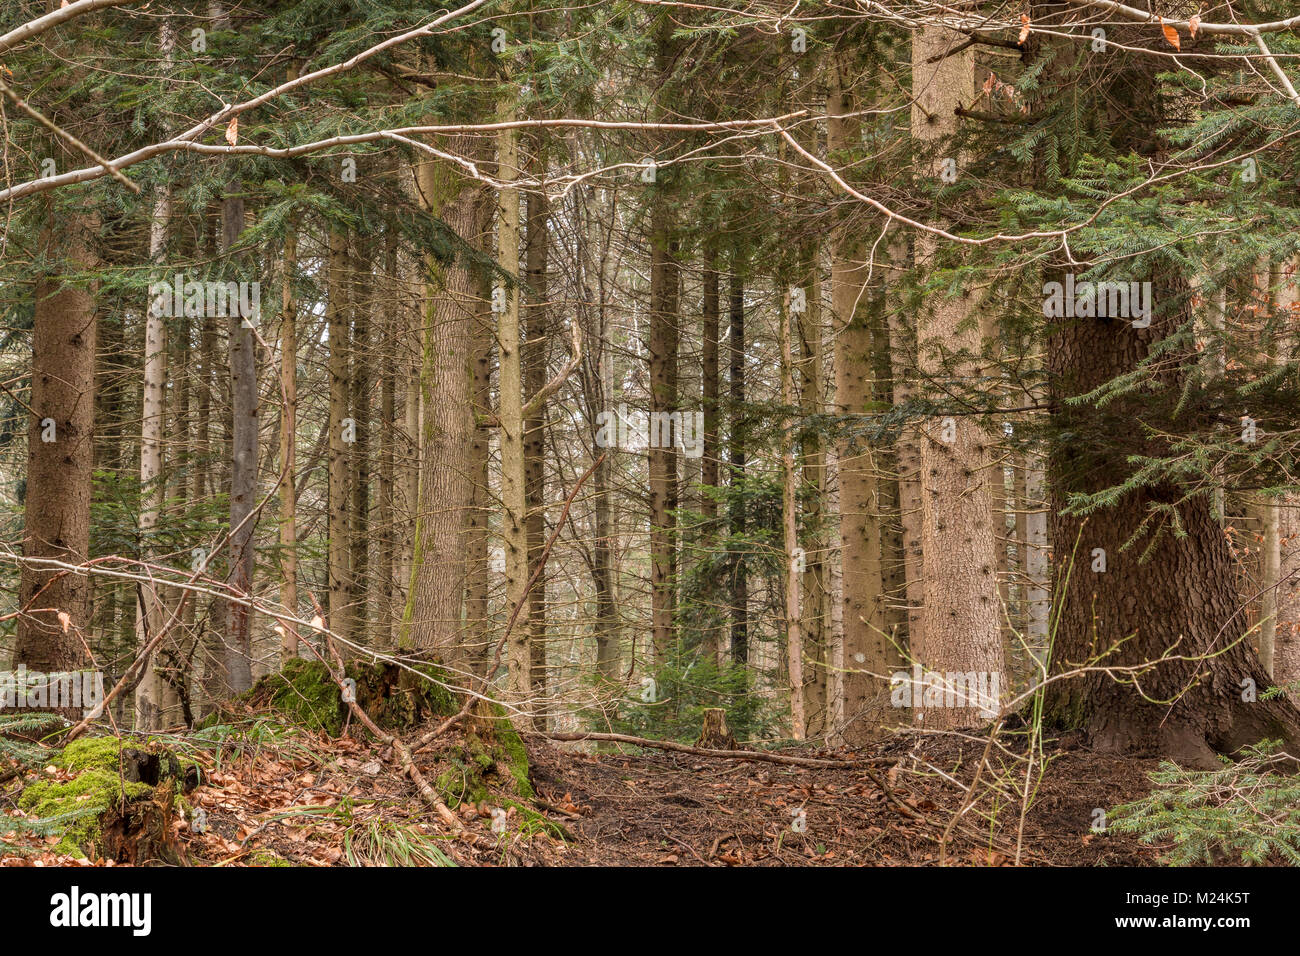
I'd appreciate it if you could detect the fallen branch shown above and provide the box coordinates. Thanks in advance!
[539,731,894,770]
[302,594,464,836]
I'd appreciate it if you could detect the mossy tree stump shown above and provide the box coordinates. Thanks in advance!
[19,737,199,863]
[240,660,535,810]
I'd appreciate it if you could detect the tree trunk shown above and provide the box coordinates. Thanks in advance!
[648,13,679,665]
[780,285,806,739]
[911,23,1004,731]
[828,56,891,740]
[350,246,372,649]
[728,272,748,666]
[498,111,530,705]
[700,252,725,669]
[648,217,679,665]
[798,247,829,737]
[404,135,492,663]
[16,204,98,674]
[1029,9,1300,762]
[223,182,257,695]
[376,231,398,652]
[134,172,174,729]
[278,222,299,662]
[327,228,353,648]
[524,175,550,729]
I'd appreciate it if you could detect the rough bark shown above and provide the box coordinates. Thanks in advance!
[327,229,353,648]
[404,135,492,663]
[911,23,1005,731]
[524,174,550,729]
[278,222,299,662]
[223,188,257,695]
[828,55,891,740]
[728,272,748,666]
[16,204,98,674]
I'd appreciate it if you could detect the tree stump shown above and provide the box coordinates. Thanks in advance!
[19,738,199,864]
[696,708,737,750]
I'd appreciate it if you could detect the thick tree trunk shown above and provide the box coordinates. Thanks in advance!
[16,205,98,674]
[911,23,1005,731]
[828,56,891,740]
[888,236,926,670]
[1045,300,1300,762]
[404,136,491,663]
[1043,248,1300,760]
[1027,8,1300,761]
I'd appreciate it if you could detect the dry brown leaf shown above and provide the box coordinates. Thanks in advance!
[1160,17,1180,50]
[1189,14,1200,38]
[225,117,238,146]
[1018,15,1030,44]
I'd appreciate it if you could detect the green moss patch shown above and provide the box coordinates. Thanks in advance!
[242,659,458,737]
[435,699,534,807]
[18,737,188,861]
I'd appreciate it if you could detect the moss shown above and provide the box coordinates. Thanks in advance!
[490,709,534,801]
[249,849,293,867]
[436,758,489,806]
[435,701,534,808]
[501,799,571,842]
[245,659,459,738]
[18,738,154,856]
[256,658,347,736]
[56,736,131,774]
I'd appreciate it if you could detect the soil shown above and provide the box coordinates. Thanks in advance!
[1,716,1183,867]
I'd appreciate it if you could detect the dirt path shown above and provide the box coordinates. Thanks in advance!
[522,733,1167,866]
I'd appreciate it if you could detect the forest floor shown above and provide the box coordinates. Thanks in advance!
[3,709,1175,867]
[165,720,1170,866]
[521,733,1166,866]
